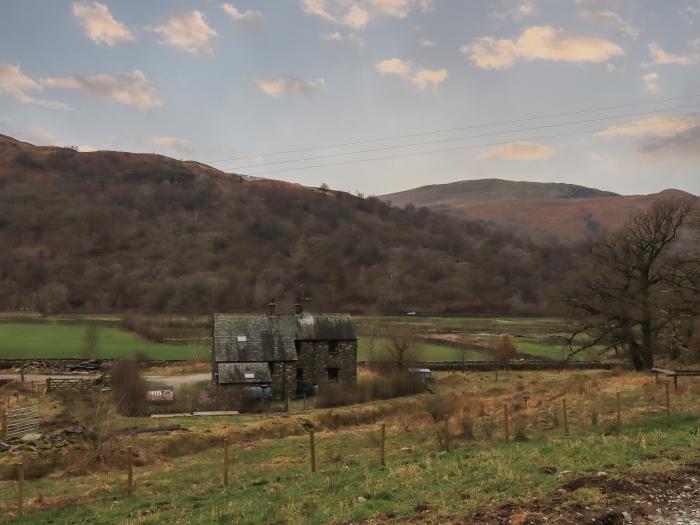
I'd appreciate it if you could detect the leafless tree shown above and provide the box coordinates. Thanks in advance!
[365,322,378,363]
[494,335,518,365]
[385,333,417,369]
[564,197,700,370]
[70,389,117,463]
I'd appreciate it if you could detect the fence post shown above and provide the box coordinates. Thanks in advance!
[127,446,134,496]
[444,419,450,452]
[665,383,671,416]
[503,403,509,442]
[223,438,229,486]
[1,411,6,440]
[673,375,678,392]
[17,462,24,517]
[380,423,386,467]
[562,398,569,434]
[309,430,316,473]
[45,378,51,394]
[616,392,621,426]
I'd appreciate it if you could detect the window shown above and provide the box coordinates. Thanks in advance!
[237,335,247,343]
[327,367,339,382]
[244,372,255,379]
[328,341,339,354]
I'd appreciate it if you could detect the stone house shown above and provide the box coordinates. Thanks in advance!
[211,303,357,406]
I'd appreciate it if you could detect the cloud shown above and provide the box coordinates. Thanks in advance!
[153,11,217,55]
[145,136,192,154]
[490,1,535,21]
[595,114,700,138]
[254,76,326,97]
[579,10,639,39]
[637,125,700,156]
[375,58,447,90]
[642,72,659,93]
[71,1,134,46]
[321,32,366,49]
[0,64,71,111]
[299,0,428,29]
[220,3,263,27]
[22,127,59,146]
[646,41,698,65]
[460,26,623,70]
[477,141,554,160]
[419,36,435,48]
[42,70,161,110]
[597,113,700,157]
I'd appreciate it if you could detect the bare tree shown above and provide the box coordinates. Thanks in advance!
[82,325,99,359]
[365,322,378,363]
[494,335,518,365]
[70,389,117,463]
[564,197,700,370]
[385,333,417,369]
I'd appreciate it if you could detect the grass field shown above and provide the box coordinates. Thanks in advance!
[0,314,595,362]
[0,323,208,360]
[1,369,699,524]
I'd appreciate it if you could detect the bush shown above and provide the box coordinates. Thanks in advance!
[316,370,424,408]
[121,314,166,343]
[110,360,147,416]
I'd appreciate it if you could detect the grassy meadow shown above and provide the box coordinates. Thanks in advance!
[0,313,599,362]
[0,322,208,360]
[1,369,698,523]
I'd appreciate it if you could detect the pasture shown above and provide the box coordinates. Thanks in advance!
[0,314,597,362]
[0,322,208,360]
[1,369,698,523]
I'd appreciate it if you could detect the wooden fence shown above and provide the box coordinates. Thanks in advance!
[1,405,40,439]
[45,378,99,393]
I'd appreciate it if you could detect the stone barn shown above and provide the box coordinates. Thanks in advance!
[211,303,357,407]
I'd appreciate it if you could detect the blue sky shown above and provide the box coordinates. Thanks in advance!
[1,0,699,195]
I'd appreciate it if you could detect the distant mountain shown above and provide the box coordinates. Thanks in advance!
[0,134,576,315]
[381,179,695,240]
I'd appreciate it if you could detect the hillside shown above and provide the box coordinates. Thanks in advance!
[381,179,695,240]
[0,134,576,315]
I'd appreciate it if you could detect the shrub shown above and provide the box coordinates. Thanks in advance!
[121,314,166,343]
[316,370,424,408]
[110,360,147,416]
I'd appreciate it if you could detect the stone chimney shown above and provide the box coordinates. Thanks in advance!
[294,302,303,315]
[267,300,277,315]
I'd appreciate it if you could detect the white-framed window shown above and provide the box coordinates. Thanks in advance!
[237,335,247,343]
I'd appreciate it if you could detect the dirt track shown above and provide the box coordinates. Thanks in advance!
[0,372,211,390]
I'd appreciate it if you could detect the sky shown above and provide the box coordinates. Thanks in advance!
[1,0,699,196]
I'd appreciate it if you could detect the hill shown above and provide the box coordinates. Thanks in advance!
[0,135,576,315]
[381,179,695,240]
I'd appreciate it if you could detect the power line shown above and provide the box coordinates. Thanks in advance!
[244,114,699,177]
[224,104,699,170]
[211,93,700,163]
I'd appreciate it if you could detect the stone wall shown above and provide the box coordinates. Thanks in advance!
[295,339,357,393]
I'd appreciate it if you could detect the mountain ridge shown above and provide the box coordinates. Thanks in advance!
[380,178,696,240]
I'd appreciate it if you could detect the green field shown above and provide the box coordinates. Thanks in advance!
[2,410,697,524]
[0,323,208,360]
[0,314,595,362]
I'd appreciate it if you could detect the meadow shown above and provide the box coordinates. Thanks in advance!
[0,369,697,523]
[0,314,595,362]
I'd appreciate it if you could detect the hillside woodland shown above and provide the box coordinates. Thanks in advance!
[0,135,578,315]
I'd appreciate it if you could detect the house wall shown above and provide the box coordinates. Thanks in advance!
[295,340,357,393]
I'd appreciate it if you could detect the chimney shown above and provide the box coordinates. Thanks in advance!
[294,302,303,315]
[267,300,277,315]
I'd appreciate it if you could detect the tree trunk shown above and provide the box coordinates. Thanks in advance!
[628,342,644,371]
[640,321,655,370]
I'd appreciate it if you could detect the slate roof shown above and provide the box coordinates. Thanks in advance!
[213,313,356,363]
[217,362,271,384]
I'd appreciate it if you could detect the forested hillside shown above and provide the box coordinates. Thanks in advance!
[0,134,577,315]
